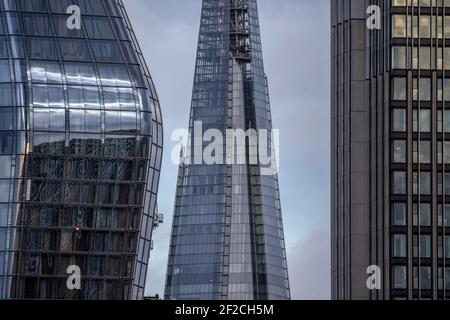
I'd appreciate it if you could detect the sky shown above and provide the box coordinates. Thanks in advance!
[122,0,331,300]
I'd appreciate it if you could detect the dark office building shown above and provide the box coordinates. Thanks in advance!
[332,0,450,299]
[165,0,290,300]
[0,0,163,299]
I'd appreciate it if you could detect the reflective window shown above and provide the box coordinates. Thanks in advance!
[30,61,62,84]
[419,16,431,38]
[64,63,97,85]
[393,78,406,100]
[98,64,131,87]
[393,234,407,257]
[84,17,114,39]
[392,46,406,69]
[437,110,450,132]
[413,110,431,133]
[393,109,406,132]
[413,172,431,195]
[392,203,407,226]
[0,84,12,106]
[60,39,91,61]
[0,61,10,82]
[0,132,13,154]
[91,41,123,62]
[393,140,406,163]
[27,37,59,60]
[393,15,407,37]
[393,266,407,289]
[413,203,431,227]
[393,171,407,195]
[413,140,430,164]
[414,267,432,290]
[0,108,13,130]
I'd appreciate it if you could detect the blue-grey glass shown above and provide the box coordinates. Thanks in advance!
[165,0,290,300]
[0,0,162,300]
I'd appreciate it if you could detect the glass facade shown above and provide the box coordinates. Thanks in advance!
[164,0,290,300]
[0,0,162,299]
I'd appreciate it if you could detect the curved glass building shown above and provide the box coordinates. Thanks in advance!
[165,0,290,300]
[0,0,163,299]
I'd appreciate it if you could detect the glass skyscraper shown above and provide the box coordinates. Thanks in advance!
[165,0,290,300]
[332,0,450,300]
[0,0,162,299]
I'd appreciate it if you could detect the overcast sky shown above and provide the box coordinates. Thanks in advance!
[122,0,331,300]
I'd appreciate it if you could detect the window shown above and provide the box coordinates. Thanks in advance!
[437,204,450,227]
[91,41,123,62]
[84,17,114,39]
[419,16,431,38]
[98,64,131,87]
[393,140,406,163]
[437,110,450,132]
[393,266,407,289]
[60,39,91,61]
[393,234,407,257]
[0,156,11,179]
[445,16,450,38]
[27,37,58,60]
[22,14,52,36]
[413,110,431,133]
[34,108,50,131]
[413,203,431,227]
[413,78,431,101]
[438,268,450,290]
[393,172,407,194]
[393,109,406,132]
[0,108,13,130]
[393,15,407,37]
[0,204,7,226]
[413,140,430,163]
[68,86,101,110]
[86,110,101,133]
[392,46,407,69]
[0,84,12,106]
[70,109,85,132]
[33,85,64,109]
[420,235,431,258]
[414,266,432,290]
[419,47,431,69]
[0,131,13,154]
[445,48,450,69]
[0,38,7,58]
[0,60,9,82]
[64,62,97,85]
[437,142,450,164]
[30,61,62,84]
[413,172,431,195]
[393,203,407,226]
[445,236,450,258]
[393,78,407,100]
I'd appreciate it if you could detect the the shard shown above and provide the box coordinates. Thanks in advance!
[165,0,290,300]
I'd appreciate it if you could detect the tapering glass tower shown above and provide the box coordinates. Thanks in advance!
[0,0,163,299]
[165,0,290,300]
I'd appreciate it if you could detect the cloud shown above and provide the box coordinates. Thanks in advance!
[288,222,331,300]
